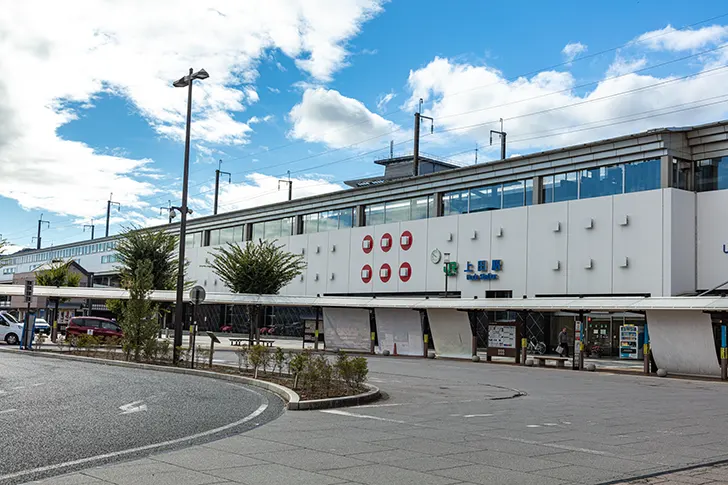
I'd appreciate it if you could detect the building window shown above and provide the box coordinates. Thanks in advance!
[696,156,728,192]
[553,171,578,202]
[251,217,294,241]
[624,158,660,193]
[579,165,623,199]
[365,203,385,225]
[525,179,533,206]
[101,254,118,264]
[206,225,243,247]
[364,196,434,225]
[469,184,501,213]
[184,232,203,248]
[443,190,469,216]
[502,181,525,209]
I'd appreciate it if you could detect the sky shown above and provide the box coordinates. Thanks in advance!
[2,0,728,253]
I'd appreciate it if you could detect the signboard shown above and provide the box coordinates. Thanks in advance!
[24,281,34,303]
[464,259,503,281]
[190,286,206,305]
[486,323,520,361]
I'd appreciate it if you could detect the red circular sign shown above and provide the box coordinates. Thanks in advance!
[379,263,392,283]
[380,233,393,252]
[399,262,412,282]
[361,264,373,283]
[362,235,373,254]
[400,231,413,251]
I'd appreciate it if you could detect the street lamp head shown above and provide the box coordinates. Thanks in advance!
[172,77,189,88]
[193,69,209,80]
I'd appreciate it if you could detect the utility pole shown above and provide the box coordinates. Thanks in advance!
[278,171,292,201]
[105,194,121,237]
[475,143,479,164]
[159,200,173,224]
[83,220,95,240]
[34,214,50,250]
[490,118,507,160]
[413,98,434,176]
[390,140,394,159]
[213,159,231,215]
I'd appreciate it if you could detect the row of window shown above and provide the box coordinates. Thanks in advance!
[443,180,533,216]
[2,267,15,275]
[696,156,728,192]
[252,217,294,242]
[365,196,435,225]
[303,208,355,234]
[207,225,245,247]
[5,241,118,266]
[541,158,660,203]
[101,254,119,264]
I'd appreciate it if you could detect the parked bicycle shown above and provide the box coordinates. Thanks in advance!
[526,338,547,355]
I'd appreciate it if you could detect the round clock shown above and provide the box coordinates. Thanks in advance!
[430,248,442,264]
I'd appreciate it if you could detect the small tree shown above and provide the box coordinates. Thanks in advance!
[249,344,266,379]
[119,259,158,362]
[36,260,82,341]
[274,347,286,376]
[236,345,250,371]
[207,239,305,344]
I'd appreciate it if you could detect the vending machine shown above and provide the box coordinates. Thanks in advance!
[619,324,644,360]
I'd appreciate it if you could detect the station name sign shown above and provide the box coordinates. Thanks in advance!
[464,259,503,281]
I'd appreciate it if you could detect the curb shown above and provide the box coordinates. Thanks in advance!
[2,349,380,411]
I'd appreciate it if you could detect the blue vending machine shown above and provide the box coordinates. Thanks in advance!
[619,324,644,360]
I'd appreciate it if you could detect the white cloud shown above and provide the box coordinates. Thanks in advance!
[637,24,728,51]
[376,92,396,112]
[248,115,274,124]
[405,53,728,155]
[606,55,647,77]
[289,88,401,148]
[267,86,281,94]
[0,0,385,219]
[209,173,343,213]
[562,42,587,62]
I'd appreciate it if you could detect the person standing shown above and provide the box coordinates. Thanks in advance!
[558,327,569,357]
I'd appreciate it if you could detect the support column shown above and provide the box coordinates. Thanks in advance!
[244,223,252,242]
[356,204,366,227]
[660,155,673,188]
[433,191,444,217]
[532,176,543,204]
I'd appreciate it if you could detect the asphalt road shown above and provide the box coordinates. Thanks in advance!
[0,351,284,484]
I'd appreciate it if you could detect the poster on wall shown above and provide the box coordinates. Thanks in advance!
[322,308,371,351]
[488,325,516,349]
[374,308,424,356]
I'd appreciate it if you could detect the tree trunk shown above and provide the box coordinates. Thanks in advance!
[51,299,60,342]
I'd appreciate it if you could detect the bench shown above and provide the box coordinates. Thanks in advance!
[531,355,569,368]
[229,338,274,347]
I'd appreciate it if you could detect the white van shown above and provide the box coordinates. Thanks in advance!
[0,311,24,345]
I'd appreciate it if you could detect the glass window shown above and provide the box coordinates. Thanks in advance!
[525,179,533,206]
[553,171,578,202]
[303,213,319,234]
[672,158,690,190]
[443,189,469,216]
[252,223,264,242]
[696,156,728,192]
[233,225,245,242]
[185,232,202,248]
[624,158,660,193]
[281,217,293,237]
[502,180,525,209]
[542,175,554,203]
[319,211,339,231]
[208,229,220,246]
[385,200,411,223]
[219,227,235,245]
[339,208,354,228]
[366,203,385,225]
[469,184,501,212]
[411,196,431,220]
[264,220,280,239]
[579,165,623,199]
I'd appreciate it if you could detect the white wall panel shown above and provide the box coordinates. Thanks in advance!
[490,207,528,298]
[567,196,612,294]
[285,235,308,296]
[647,310,720,376]
[373,223,401,293]
[426,309,472,358]
[668,189,696,296]
[425,215,459,294]
[456,211,492,298]
[374,308,423,356]
[323,308,371,351]
[612,190,664,296]
[697,189,728,291]
[273,237,290,295]
[397,219,428,293]
[305,232,329,296]
[348,226,374,294]
[326,229,351,294]
[527,202,568,296]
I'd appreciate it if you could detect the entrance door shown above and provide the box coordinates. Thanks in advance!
[586,317,612,356]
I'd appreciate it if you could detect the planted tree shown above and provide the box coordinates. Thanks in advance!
[207,239,305,343]
[112,226,183,361]
[36,260,82,342]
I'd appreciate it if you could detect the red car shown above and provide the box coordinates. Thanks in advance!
[66,317,123,343]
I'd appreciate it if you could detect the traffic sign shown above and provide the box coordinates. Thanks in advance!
[24,281,34,303]
[190,285,206,305]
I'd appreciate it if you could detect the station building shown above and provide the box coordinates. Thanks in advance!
[2,120,728,373]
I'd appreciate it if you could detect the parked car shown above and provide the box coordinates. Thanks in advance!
[0,311,24,345]
[66,317,122,343]
[34,317,51,335]
[220,324,233,333]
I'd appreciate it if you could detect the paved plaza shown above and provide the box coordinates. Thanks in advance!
[21,355,728,485]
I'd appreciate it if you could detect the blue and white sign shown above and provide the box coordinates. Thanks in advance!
[464,259,503,281]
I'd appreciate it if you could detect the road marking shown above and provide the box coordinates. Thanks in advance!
[464,414,494,418]
[31,382,45,387]
[0,401,268,483]
[0,409,16,415]
[119,401,147,415]
[10,386,25,391]
[543,423,559,426]
[320,409,407,424]
[353,402,409,408]
[527,424,541,428]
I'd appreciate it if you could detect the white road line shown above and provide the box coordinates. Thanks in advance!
[0,409,17,415]
[353,402,409,408]
[320,409,407,424]
[543,423,559,426]
[119,401,147,415]
[526,424,541,428]
[463,414,494,418]
[10,386,25,391]
[31,383,45,387]
[0,402,268,483]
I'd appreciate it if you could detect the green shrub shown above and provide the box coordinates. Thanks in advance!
[335,352,369,392]
[174,346,189,366]
[236,345,250,371]
[274,347,286,376]
[249,345,269,378]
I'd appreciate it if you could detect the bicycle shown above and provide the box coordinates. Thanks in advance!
[526,338,546,355]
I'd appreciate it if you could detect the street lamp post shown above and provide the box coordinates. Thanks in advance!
[172,67,209,363]
[443,252,450,298]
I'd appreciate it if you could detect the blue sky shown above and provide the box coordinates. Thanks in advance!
[2,0,728,252]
